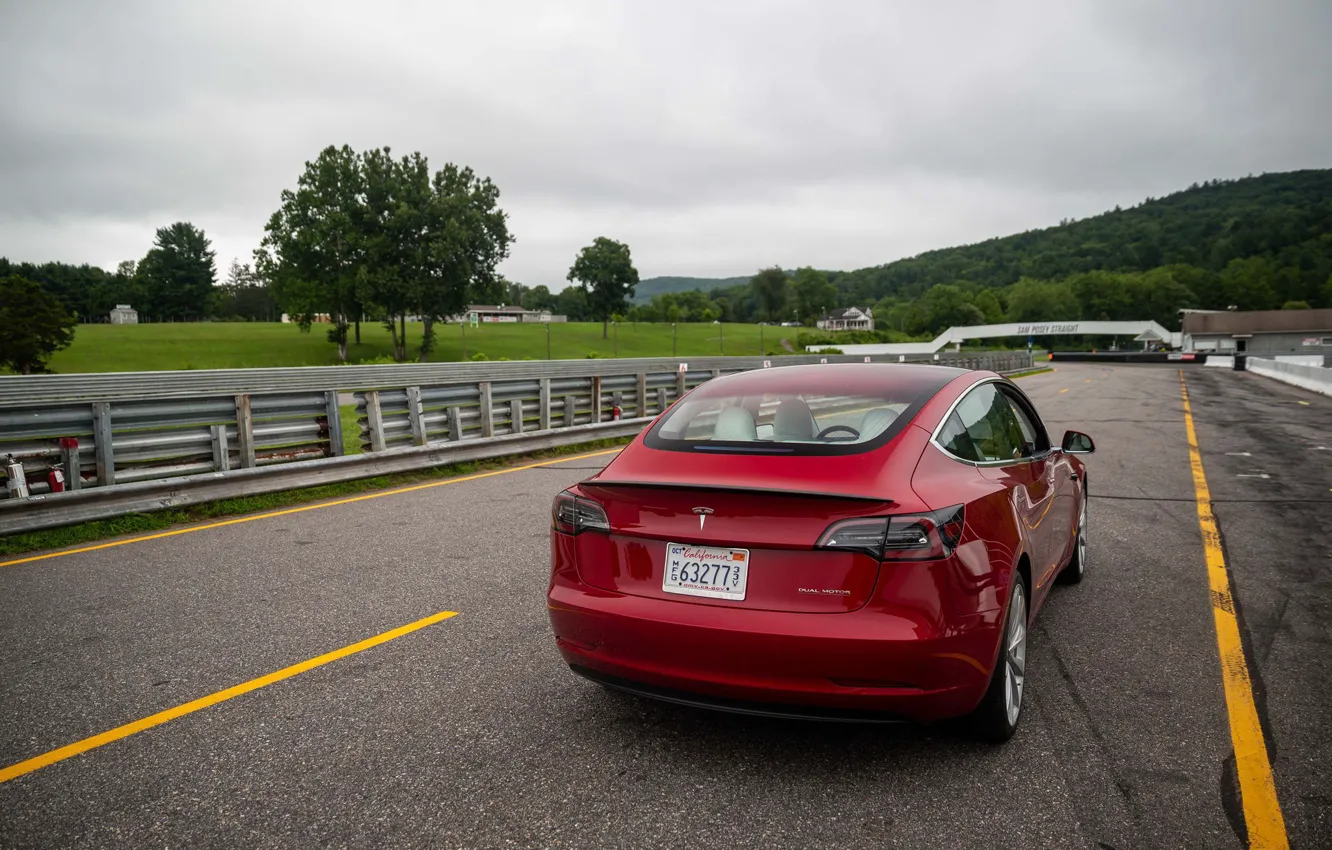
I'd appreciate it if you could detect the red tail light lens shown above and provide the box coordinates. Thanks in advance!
[816,506,964,561]
[552,490,611,535]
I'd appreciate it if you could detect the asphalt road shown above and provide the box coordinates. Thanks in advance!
[1,363,1328,849]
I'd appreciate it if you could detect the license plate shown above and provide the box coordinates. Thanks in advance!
[663,542,749,601]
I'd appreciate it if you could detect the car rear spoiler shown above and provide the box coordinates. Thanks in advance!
[581,479,893,504]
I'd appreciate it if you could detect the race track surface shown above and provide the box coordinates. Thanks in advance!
[1,363,1328,849]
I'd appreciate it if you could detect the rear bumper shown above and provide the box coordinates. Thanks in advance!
[548,575,1002,722]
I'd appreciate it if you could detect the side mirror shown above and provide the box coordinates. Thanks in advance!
[1061,430,1095,454]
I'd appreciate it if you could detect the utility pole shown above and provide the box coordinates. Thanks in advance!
[546,321,551,360]
[672,322,677,357]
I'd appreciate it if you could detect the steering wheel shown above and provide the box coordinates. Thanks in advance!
[817,424,860,441]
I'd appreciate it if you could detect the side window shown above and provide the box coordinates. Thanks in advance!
[938,412,981,461]
[999,387,1049,455]
[943,383,1023,462]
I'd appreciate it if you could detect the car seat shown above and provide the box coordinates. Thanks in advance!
[859,407,899,441]
[772,398,816,441]
[712,407,757,441]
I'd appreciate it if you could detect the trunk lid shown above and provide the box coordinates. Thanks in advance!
[574,484,894,613]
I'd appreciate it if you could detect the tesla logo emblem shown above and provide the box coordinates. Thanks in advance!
[692,507,714,530]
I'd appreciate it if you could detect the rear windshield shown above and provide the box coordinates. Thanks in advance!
[643,367,951,456]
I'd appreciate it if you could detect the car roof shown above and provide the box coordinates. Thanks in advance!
[686,363,969,398]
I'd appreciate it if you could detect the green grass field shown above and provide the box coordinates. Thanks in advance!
[44,321,795,373]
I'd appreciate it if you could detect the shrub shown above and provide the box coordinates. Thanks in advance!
[470,352,490,361]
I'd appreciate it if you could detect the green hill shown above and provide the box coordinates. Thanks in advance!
[828,168,1332,306]
[633,275,752,303]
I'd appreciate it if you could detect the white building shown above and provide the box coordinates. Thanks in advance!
[448,305,567,323]
[816,306,874,332]
[109,304,139,324]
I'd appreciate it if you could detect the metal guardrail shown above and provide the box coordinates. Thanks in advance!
[0,351,1033,533]
[0,352,1031,407]
[0,421,648,534]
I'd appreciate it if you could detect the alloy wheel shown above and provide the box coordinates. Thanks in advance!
[1076,502,1088,574]
[1004,583,1027,727]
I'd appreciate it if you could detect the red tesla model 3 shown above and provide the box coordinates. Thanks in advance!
[547,364,1093,742]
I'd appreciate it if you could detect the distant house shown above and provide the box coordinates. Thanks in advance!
[109,304,138,324]
[1182,307,1332,356]
[816,306,874,332]
[448,305,567,324]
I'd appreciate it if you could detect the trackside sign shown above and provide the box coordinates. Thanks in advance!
[1015,323,1081,334]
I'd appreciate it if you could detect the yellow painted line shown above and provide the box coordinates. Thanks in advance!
[1058,388,1070,394]
[0,610,457,785]
[1179,370,1288,849]
[1,448,622,569]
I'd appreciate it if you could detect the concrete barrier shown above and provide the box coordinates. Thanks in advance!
[1246,357,1332,397]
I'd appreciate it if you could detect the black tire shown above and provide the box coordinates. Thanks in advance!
[968,580,1027,744]
[1060,493,1088,585]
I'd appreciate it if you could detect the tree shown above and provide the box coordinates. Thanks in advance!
[568,237,639,338]
[215,259,276,321]
[1005,278,1080,322]
[973,289,1005,324]
[791,267,836,325]
[1281,300,1312,310]
[139,222,216,320]
[414,161,513,361]
[918,284,984,333]
[749,266,790,322]
[0,276,77,373]
[257,145,366,361]
[1219,257,1280,311]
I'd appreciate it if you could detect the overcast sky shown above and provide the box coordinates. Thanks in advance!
[2,0,1330,289]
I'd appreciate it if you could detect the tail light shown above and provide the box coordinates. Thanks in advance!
[552,490,610,535]
[816,506,964,561]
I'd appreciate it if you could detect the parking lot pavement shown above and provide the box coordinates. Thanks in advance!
[1,363,1325,848]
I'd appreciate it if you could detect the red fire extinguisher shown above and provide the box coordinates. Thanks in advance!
[611,404,622,421]
[47,468,66,494]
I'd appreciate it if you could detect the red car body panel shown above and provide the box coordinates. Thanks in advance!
[546,365,1088,722]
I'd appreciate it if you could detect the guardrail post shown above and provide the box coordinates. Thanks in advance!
[235,394,256,468]
[590,377,602,423]
[479,382,494,438]
[93,402,115,486]
[539,378,552,430]
[364,391,386,453]
[636,373,647,418]
[676,370,687,397]
[563,395,576,427]
[710,369,721,379]
[447,405,463,441]
[60,439,82,491]
[324,391,344,456]
[210,424,231,471]
[510,399,524,434]
[406,386,427,446]
[656,387,668,414]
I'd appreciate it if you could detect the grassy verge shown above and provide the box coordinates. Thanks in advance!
[44,321,795,372]
[340,404,361,455]
[0,437,632,559]
[1006,367,1055,379]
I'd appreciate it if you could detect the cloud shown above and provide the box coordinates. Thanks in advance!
[2,0,1329,287]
